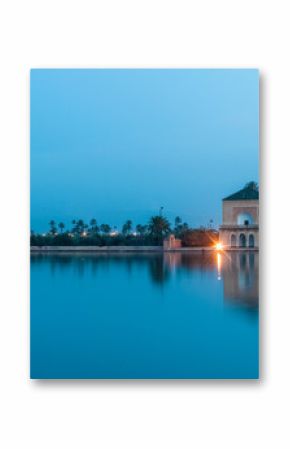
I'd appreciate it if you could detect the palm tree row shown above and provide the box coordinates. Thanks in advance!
[33,214,191,242]
[31,215,217,247]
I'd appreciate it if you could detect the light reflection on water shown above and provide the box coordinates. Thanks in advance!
[30,251,259,379]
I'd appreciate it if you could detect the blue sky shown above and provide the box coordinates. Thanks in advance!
[31,69,259,232]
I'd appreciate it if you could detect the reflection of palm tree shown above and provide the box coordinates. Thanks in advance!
[148,256,171,285]
[148,215,171,244]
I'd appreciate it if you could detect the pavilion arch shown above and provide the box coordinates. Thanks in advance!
[230,234,237,247]
[239,233,246,248]
[249,234,255,248]
[237,212,254,225]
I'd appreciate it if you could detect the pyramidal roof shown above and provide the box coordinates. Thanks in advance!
[223,182,259,201]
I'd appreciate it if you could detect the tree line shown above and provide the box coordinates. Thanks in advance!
[30,215,218,247]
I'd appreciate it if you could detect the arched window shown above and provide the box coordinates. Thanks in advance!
[249,234,255,248]
[239,233,246,247]
[231,234,236,247]
[237,213,254,225]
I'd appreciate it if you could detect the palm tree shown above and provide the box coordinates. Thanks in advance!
[148,215,171,244]
[175,221,189,238]
[75,219,85,234]
[136,224,148,236]
[175,216,182,228]
[122,219,133,235]
[49,220,57,235]
[100,224,111,234]
[90,218,99,234]
[90,218,96,229]
[58,222,65,233]
[71,219,77,234]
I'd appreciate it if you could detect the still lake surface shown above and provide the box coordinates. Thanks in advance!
[31,251,259,379]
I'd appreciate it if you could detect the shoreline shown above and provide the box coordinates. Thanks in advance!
[30,245,259,253]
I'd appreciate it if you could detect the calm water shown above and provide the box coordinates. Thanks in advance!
[30,251,259,379]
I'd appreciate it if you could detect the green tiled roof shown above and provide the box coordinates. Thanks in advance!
[223,182,259,201]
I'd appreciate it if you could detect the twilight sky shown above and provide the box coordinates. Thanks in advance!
[31,69,259,232]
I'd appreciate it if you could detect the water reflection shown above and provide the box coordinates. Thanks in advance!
[221,251,259,309]
[217,253,222,280]
[31,251,259,378]
[31,250,259,308]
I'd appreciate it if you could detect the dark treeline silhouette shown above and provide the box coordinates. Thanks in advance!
[30,215,218,247]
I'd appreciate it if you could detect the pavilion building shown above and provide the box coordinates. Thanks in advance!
[219,182,259,249]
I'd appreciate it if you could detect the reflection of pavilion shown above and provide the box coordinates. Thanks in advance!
[163,252,182,271]
[221,252,259,307]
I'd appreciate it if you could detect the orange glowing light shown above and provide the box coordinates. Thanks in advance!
[215,242,223,251]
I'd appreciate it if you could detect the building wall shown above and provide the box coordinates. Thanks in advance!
[220,199,259,249]
[163,235,182,250]
[219,229,259,248]
[223,200,259,225]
